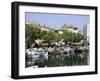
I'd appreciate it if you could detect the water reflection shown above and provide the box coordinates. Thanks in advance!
[25,52,89,68]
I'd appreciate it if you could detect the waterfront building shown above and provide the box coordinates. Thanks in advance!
[83,24,90,42]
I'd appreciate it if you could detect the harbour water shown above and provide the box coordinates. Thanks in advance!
[25,52,89,68]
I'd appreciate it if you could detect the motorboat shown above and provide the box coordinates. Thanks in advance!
[42,51,48,60]
[57,47,74,56]
[83,46,89,52]
[63,47,74,54]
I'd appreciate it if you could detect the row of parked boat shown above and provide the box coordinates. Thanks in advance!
[26,46,89,60]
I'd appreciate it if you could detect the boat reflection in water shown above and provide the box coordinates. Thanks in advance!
[25,47,89,68]
[25,48,48,67]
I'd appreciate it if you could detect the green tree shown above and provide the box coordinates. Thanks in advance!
[25,24,84,48]
[62,31,84,43]
[41,31,56,45]
[25,24,41,48]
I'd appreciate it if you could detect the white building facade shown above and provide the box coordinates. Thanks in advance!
[83,24,90,42]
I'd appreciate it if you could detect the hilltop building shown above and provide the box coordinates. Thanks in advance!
[26,22,54,32]
[57,24,79,34]
[26,22,79,34]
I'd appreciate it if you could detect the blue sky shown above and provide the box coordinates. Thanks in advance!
[25,12,89,31]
